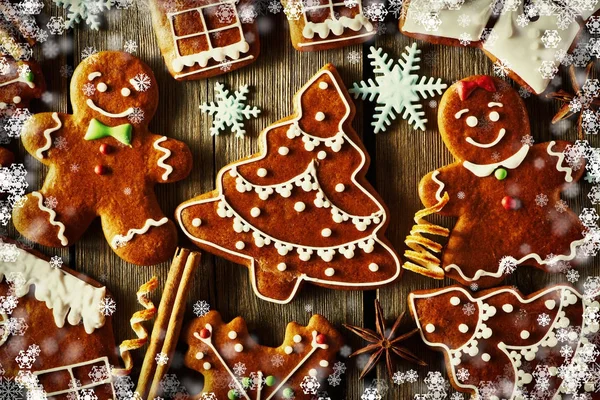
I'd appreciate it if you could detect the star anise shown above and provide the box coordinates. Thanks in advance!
[546,61,599,139]
[343,299,426,379]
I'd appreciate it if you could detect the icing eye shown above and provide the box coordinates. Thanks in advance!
[97,82,108,93]
[466,116,478,127]
[489,111,500,122]
[121,87,131,97]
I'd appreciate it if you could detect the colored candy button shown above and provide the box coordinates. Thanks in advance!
[283,388,294,399]
[494,168,507,180]
[199,328,211,339]
[228,389,238,399]
[501,196,521,210]
[265,375,276,386]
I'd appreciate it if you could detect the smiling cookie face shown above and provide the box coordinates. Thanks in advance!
[438,76,530,165]
[70,51,159,127]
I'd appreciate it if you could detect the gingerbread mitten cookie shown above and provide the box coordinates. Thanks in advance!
[408,76,585,287]
[177,64,401,303]
[148,0,260,81]
[12,51,193,266]
[183,311,341,399]
[409,285,598,399]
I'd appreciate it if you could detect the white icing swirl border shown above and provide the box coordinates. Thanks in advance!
[153,136,173,181]
[36,112,62,159]
[111,217,169,248]
[32,191,68,246]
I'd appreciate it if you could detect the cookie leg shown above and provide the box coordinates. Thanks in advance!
[12,191,93,247]
[101,199,178,266]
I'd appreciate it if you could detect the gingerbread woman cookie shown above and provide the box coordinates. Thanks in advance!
[176,64,401,303]
[412,76,585,287]
[409,284,598,399]
[12,51,193,266]
[183,311,342,399]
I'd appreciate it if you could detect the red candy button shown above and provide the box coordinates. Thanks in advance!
[199,328,211,339]
[316,334,326,344]
[99,144,112,154]
[501,196,521,210]
[94,165,108,175]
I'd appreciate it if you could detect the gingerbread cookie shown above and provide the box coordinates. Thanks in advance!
[0,146,13,166]
[183,311,341,399]
[176,64,401,303]
[399,0,600,93]
[12,51,193,266]
[148,0,260,81]
[408,284,598,399]
[282,0,376,51]
[408,75,585,287]
[0,238,118,399]
[0,58,45,109]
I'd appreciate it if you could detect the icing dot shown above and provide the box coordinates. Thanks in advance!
[482,353,491,362]
[545,300,556,310]
[317,151,327,160]
[466,116,478,127]
[321,228,332,237]
[368,263,379,272]
[257,168,267,177]
[320,360,329,367]
[203,362,211,370]
[192,218,202,227]
[195,352,204,359]
[121,87,131,97]
[324,268,335,277]
[450,296,460,306]
[294,202,306,212]
[425,324,435,333]
[309,368,317,377]
[0,102,6,110]
[277,263,287,271]
[284,346,293,354]
[13,96,21,104]
[315,112,325,121]
[234,343,244,352]
[318,82,328,90]
[489,111,500,122]
[335,183,345,192]
[250,207,261,217]
[520,330,530,339]
[228,331,237,340]
[458,324,469,333]
[235,241,245,250]
[97,82,107,92]
[293,334,302,343]
[502,304,513,313]
[278,146,289,155]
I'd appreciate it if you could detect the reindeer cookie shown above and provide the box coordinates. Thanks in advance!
[412,76,585,287]
[12,51,193,266]
[176,64,401,303]
[409,285,598,399]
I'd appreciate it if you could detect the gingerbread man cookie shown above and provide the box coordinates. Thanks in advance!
[413,76,585,287]
[409,285,598,399]
[12,51,193,266]
[0,58,45,109]
[183,311,342,399]
[176,64,401,303]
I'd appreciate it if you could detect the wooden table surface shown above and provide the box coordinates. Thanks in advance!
[7,2,600,398]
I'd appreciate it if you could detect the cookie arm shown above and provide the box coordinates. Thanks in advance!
[148,135,193,183]
[542,140,585,184]
[20,112,65,165]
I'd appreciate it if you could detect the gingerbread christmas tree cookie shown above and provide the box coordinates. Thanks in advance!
[176,64,401,303]
[12,51,193,266]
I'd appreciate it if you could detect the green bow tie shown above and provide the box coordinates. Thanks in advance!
[84,118,132,146]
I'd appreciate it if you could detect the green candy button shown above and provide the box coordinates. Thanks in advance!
[265,375,276,387]
[283,388,294,398]
[25,71,34,82]
[242,377,251,389]
[495,168,507,180]
[228,389,239,399]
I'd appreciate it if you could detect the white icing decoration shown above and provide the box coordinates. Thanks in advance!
[463,144,529,177]
[317,150,327,160]
[36,112,62,159]
[454,109,469,119]
[278,146,289,155]
[0,73,36,89]
[234,343,244,352]
[86,99,134,118]
[88,72,102,81]
[235,241,245,250]
[520,330,530,339]
[450,296,461,306]
[309,368,317,377]
[502,304,513,313]
[250,207,261,217]
[32,192,68,246]
[481,353,491,362]
[466,128,506,149]
[431,170,445,202]
[547,141,573,183]
[321,228,332,237]
[293,334,302,343]
[153,136,174,181]
[203,362,211,370]
[284,346,293,354]
[315,111,325,121]
[121,87,131,97]
[192,218,202,227]
[335,183,345,192]
[257,168,267,177]
[302,14,373,40]
[325,267,335,276]
[545,300,556,310]
[97,82,107,92]
[13,96,20,104]
[110,218,169,248]
[426,323,435,333]
[277,263,287,271]
[488,102,503,108]
[466,116,478,127]
[0,243,105,333]
[294,201,306,212]
[368,263,379,272]
[318,82,328,90]
[459,323,469,333]
[228,331,237,339]
[489,111,500,122]
[176,69,401,304]
[196,351,204,359]
[33,357,115,397]
[320,360,328,367]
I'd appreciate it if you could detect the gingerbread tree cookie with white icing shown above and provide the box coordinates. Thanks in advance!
[182,311,342,399]
[12,51,193,266]
[412,75,585,288]
[148,0,260,81]
[409,284,599,399]
[176,64,401,303]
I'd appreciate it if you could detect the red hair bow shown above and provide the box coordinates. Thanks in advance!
[456,76,496,101]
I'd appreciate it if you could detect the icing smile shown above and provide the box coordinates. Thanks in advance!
[86,99,134,118]
[466,128,505,149]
